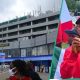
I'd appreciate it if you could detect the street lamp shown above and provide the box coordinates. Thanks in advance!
[45,33,49,54]
[18,40,21,57]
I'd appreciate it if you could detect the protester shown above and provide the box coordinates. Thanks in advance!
[75,18,80,35]
[40,65,44,73]
[60,18,80,79]
[6,60,32,80]
[26,61,42,80]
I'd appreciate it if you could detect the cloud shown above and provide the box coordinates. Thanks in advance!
[0,0,16,13]
[0,0,61,23]
[0,0,16,22]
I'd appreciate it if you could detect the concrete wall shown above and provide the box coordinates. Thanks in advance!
[3,31,56,50]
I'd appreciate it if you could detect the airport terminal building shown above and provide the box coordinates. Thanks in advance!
[0,11,59,72]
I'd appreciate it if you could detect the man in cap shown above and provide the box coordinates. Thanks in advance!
[65,28,78,45]
[72,18,80,48]
[65,18,80,46]
[75,18,80,35]
[73,18,80,54]
[60,18,80,79]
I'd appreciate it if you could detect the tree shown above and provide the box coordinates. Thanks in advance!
[76,1,80,12]
[66,0,76,12]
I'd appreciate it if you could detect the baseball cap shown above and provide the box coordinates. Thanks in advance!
[76,18,80,24]
[65,28,79,36]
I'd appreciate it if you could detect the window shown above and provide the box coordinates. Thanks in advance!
[32,47,37,56]
[32,45,49,56]
[32,26,46,32]
[19,22,27,27]
[48,23,58,29]
[21,49,26,57]
[8,32,18,36]
[8,25,18,30]
[0,35,2,38]
[19,29,31,34]
[2,49,9,57]
[37,45,48,55]
[26,48,32,56]
[3,27,7,31]
[27,22,31,26]
[0,40,2,43]
[3,40,6,42]
[48,15,59,21]
[0,28,2,32]
[9,49,20,57]
[32,18,46,24]
[8,38,18,42]
[48,43,54,54]
[3,34,6,37]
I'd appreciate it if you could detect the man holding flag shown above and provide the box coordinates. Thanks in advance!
[49,0,73,79]
[50,18,80,79]
[60,18,80,79]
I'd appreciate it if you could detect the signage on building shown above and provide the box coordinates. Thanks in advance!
[0,43,9,47]
[0,52,5,62]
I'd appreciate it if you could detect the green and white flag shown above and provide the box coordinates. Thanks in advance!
[49,0,73,79]
[49,46,66,79]
[54,47,65,79]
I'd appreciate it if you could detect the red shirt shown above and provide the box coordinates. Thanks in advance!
[8,76,31,80]
[60,46,80,79]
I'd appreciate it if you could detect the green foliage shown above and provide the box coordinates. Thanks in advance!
[66,0,76,12]
[76,1,80,12]
[66,0,80,12]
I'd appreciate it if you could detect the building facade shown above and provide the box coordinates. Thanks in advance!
[0,11,59,72]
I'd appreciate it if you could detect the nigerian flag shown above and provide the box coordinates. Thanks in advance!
[49,0,73,79]
[50,46,66,79]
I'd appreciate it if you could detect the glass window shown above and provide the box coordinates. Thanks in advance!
[26,48,32,56]
[32,47,37,56]
[21,49,26,57]
[2,49,9,58]
[37,45,48,55]
[48,43,54,54]
[9,49,20,57]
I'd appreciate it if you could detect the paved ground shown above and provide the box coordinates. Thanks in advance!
[0,66,49,80]
[0,71,49,80]
[38,72,49,80]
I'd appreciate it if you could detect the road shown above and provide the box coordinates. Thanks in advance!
[38,72,49,80]
[0,70,49,80]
